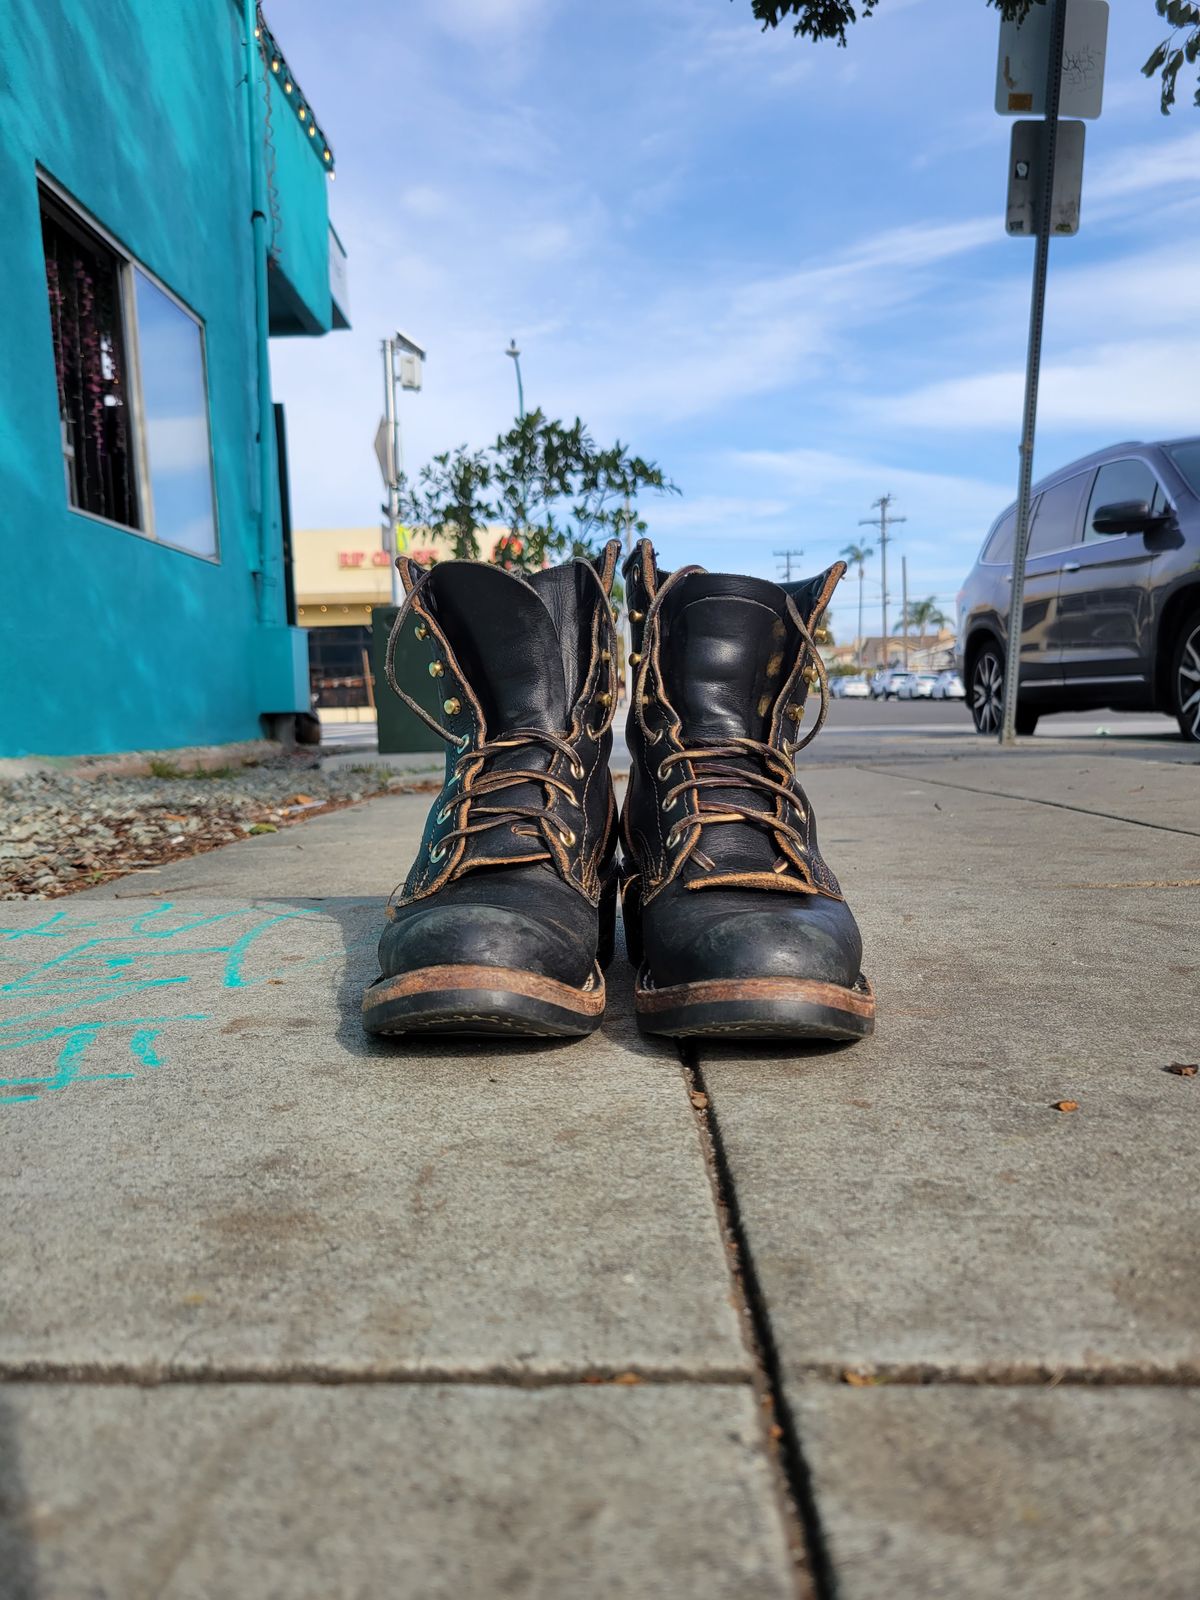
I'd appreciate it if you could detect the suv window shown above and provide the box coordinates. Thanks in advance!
[1028,473,1088,556]
[1084,458,1164,541]
[983,508,1018,564]
[1165,441,1200,496]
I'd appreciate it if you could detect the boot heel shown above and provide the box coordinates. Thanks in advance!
[597,874,618,970]
[620,875,644,966]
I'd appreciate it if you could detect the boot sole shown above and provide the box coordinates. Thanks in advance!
[362,963,606,1039]
[634,971,875,1042]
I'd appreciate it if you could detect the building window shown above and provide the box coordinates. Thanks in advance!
[307,625,374,708]
[41,192,139,529]
[39,181,219,560]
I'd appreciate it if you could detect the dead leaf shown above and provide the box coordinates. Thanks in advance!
[162,813,187,823]
[1165,1063,1198,1077]
[612,1372,642,1385]
[689,1090,709,1109]
[842,1369,876,1387]
[1052,1100,1079,1113]
[289,793,315,805]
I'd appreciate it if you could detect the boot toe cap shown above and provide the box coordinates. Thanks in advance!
[379,901,592,988]
[644,892,863,989]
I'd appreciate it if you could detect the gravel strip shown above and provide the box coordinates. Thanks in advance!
[0,756,438,901]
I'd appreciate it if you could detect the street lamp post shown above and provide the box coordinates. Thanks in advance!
[506,339,525,420]
[380,331,425,606]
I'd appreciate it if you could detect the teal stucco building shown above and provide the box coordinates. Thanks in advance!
[0,1,348,757]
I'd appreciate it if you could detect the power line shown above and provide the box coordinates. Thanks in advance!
[773,547,804,582]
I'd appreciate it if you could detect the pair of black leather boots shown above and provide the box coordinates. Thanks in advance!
[361,539,874,1043]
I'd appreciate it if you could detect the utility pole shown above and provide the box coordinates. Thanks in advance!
[860,496,906,667]
[901,555,910,671]
[774,548,804,582]
[999,0,1068,745]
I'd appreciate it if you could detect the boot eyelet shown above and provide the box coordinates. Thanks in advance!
[456,735,471,752]
[415,622,429,641]
[443,698,461,716]
[661,795,676,813]
[645,728,663,747]
[558,828,576,847]
[429,661,445,679]
[570,760,585,780]
[430,842,447,862]
[628,651,642,666]
[597,692,612,708]
[437,803,455,824]
[665,824,682,849]
[630,609,644,623]
[656,760,671,781]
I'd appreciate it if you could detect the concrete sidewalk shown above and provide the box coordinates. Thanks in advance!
[2,733,1198,1597]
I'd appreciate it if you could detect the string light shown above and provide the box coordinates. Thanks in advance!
[256,14,336,173]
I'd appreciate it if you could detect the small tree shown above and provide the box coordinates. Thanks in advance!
[397,447,494,563]
[492,410,678,573]
[840,541,873,666]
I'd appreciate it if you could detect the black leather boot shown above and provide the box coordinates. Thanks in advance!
[620,541,874,1041]
[362,542,622,1038]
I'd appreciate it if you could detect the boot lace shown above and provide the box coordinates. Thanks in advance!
[655,738,807,855]
[429,729,584,863]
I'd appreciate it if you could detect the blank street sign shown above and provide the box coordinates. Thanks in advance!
[1006,119,1086,237]
[996,0,1108,119]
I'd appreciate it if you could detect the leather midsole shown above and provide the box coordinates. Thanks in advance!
[365,963,606,1016]
[635,973,875,1018]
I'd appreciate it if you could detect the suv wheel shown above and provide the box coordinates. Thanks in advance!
[969,643,1038,737]
[1171,608,1200,742]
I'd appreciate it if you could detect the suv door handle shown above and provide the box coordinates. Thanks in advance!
[1062,561,1081,572]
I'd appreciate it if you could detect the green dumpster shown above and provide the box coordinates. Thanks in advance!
[370,606,448,755]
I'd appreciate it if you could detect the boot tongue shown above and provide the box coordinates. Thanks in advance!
[426,562,573,733]
[663,574,792,742]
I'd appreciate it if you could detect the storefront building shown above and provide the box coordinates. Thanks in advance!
[293,527,507,722]
[0,2,348,757]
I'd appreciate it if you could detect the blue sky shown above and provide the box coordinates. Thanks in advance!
[270,0,1200,622]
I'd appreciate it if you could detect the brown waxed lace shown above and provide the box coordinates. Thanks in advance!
[432,729,584,861]
[656,739,808,855]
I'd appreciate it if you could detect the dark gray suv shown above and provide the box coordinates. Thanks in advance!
[957,437,1200,740]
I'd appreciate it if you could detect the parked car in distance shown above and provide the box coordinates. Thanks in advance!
[932,670,965,700]
[871,668,910,699]
[839,677,871,698]
[897,672,939,700]
[957,437,1200,740]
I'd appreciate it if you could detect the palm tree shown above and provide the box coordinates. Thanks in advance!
[901,597,950,654]
[840,542,873,667]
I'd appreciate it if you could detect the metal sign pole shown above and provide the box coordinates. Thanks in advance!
[999,0,1068,745]
[382,337,401,608]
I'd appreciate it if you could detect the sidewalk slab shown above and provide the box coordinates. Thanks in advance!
[0,1383,794,1599]
[2,860,745,1376]
[789,1385,1200,1600]
[699,761,1200,1374]
[864,751,1200,834]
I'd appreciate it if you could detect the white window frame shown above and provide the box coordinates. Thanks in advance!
[37,169,221,565]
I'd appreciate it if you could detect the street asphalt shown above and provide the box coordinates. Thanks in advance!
[2,715,1197,1597]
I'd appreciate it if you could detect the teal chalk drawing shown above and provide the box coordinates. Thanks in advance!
[0,900,331,1107]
